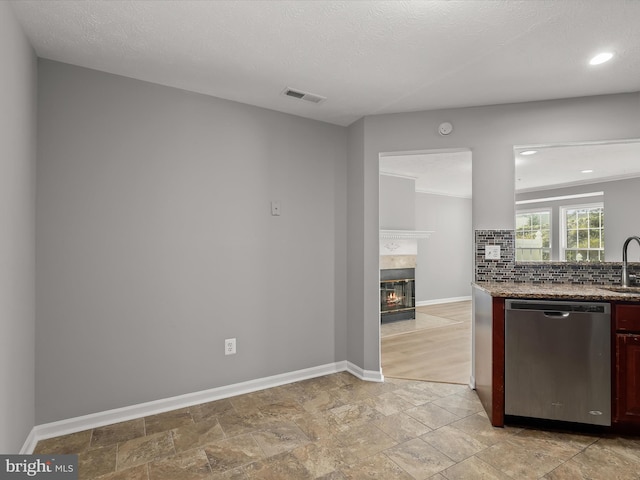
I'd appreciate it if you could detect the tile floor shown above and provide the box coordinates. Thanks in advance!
[33,373,640,479]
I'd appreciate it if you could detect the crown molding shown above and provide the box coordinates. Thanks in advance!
[379,230,433,240]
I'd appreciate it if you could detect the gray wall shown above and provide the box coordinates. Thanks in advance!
[379,175,415,230]
[347,93,640,373]
[0,3,37,452]
[346,118,365,368]
[415,193,472,303]
[517,177,640,261]
[36,60,347,424]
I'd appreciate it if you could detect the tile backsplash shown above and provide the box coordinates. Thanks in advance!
[475,229,639,284]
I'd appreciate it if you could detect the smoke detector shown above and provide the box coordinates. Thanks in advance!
[282,87,326,104]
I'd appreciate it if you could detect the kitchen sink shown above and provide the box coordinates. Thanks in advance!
[600,286,640,294]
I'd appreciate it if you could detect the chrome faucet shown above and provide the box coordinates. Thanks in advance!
[621,236,640,287]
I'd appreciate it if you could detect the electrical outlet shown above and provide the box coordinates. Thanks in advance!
[225,338,236,355]
[485,245,501,260]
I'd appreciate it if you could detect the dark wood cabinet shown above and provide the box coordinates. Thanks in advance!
[472,286,640,432]
[614,303,640,426]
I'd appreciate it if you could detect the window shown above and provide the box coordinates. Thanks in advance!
[515,210,551,261]
[561,203,604,262]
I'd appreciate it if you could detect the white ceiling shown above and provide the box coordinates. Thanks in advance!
[10,0,640,127]
[380,150,472,198]
[515,140,640,192]
[379,140,640,199]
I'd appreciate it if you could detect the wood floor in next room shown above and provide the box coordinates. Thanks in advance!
[381,301,472,385]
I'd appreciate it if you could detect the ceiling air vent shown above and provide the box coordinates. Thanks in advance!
[282,87,326,104]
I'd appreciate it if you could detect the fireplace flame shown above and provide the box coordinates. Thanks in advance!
[386,292,402,305]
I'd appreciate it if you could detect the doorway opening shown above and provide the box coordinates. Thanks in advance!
[379,149,473,384]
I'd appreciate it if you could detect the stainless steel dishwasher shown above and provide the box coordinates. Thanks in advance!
[505,299,611,426]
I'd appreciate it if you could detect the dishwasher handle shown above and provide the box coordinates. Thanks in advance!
[543,311,571,318]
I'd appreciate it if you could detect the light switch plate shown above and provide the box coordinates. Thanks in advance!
[271,201,281,216]
[485,245,501,260]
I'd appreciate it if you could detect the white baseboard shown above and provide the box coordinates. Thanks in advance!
[19,427,38,455]
[468,375,476,390]
[346,361,384,382]
[23,360,383,453]
[416,295,471,307]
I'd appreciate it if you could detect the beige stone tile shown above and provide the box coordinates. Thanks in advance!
[148,448,211,480]
[421,382,470,398]
[91,419,145,448]
[333,423,397,461]
[421,425,488,462]
[431,393,484,418]
[171,417,226,453]
[244,451,313,479]
[375,412,432,443]
[291,438,353,478]
[116,432,175,471]
[216,410,270,437]
[316,471,347,480]
[300,389,344,413]
[34,429,93,454]
[449,412,519,447]
[250,421,310,457]
[592,435,640,463]
[144,408,193,435]
[508,428,598,460]
[298,373,350,392]
[292,411,338,441]
[405,403,461,429]
[365,391,415,416]
[190,398,235,423]
[327,400,385,432]
[340,452,414,479]
[384,438,456,480]
[393,384,442,406]
[78,444,118,479]
[95,463,148,480]
[230,391,272,414]
[383,377,416,387]
[475,439,566,480]
[258,400,305,421]
[440,455,511,480]
[545,440,640,480]
[330,385,374,404]
[210,466,248,479]
[204,433,265,473]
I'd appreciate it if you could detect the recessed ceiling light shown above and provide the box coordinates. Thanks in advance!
[581,169,594,173]
[589,52,613,65]
[520,150,537,156]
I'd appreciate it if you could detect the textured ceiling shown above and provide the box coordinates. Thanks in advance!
[10,0,640,126]
[380,150,473,198]
[515,140,640,193]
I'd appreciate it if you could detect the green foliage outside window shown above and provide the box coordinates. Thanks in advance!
[515,211,551,261]
[563,206,604,262]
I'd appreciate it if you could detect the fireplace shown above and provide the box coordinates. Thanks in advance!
[380,268,415,323]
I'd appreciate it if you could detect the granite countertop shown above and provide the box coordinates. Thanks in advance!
[473,281,640,302]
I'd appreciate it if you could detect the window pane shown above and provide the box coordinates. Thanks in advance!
[577,211,588,228]
[562,204,604,262]
[515,210,552,262]
[578,230,588,248]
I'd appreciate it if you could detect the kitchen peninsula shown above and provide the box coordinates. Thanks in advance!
[473,281,640,433]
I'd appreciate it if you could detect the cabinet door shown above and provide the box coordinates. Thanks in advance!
[616,333,640,422]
